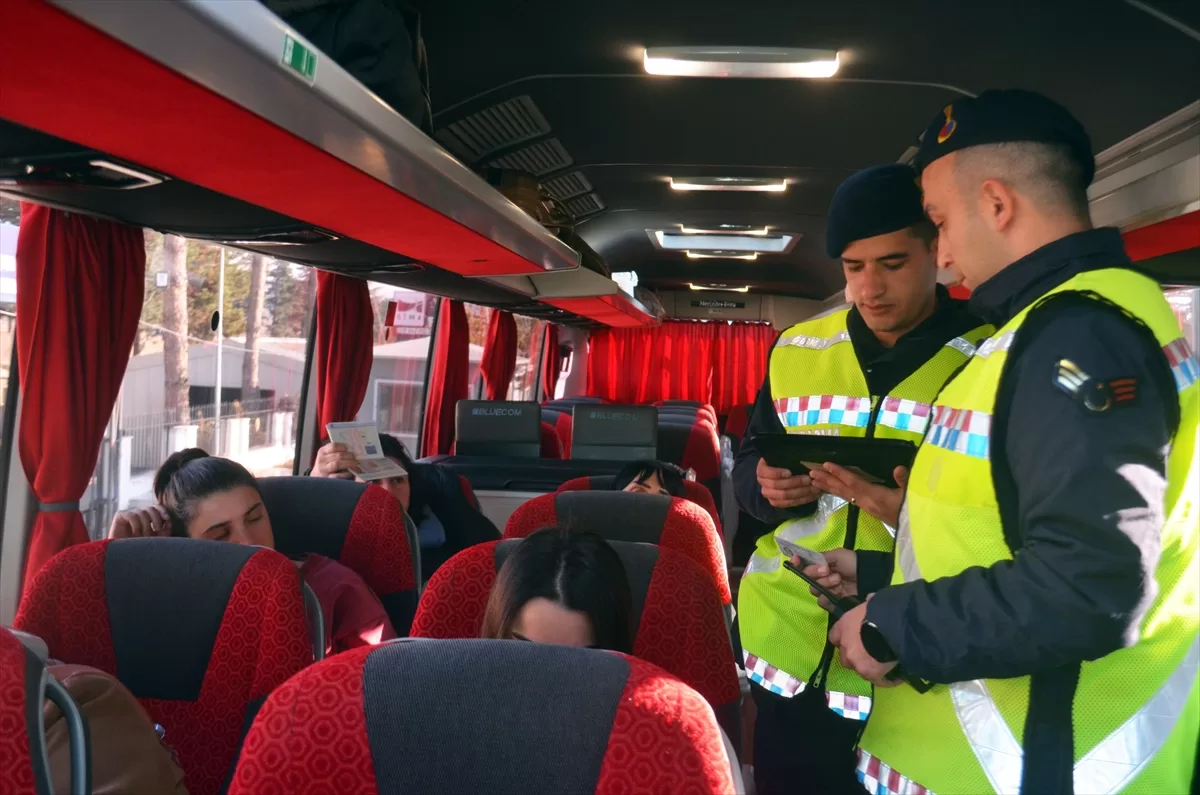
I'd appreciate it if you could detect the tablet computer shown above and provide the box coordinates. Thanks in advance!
[755,434,916,487]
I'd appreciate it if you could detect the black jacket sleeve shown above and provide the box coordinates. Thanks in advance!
[866,303,1177,683]
[733,369,819,525]
[414,463,501,576]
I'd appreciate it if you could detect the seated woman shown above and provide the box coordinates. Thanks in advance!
[481,526,633,653]
[612,459,689,498]
[108,449,397,656]
[312,433,499,579]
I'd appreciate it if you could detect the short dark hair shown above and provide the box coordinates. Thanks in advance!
[153,449,260,537]
[481,527,634,653]
[612,460,688,498]
[908,218,937,248]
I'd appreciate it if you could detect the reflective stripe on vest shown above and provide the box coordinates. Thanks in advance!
[940,635,1200,795]
[743,649,874,719]
[774,395,872,429]
[861,269,1200,795]
[777,330,851,350]
[858,749,933,795]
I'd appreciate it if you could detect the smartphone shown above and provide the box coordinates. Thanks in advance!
[782,559,862,620]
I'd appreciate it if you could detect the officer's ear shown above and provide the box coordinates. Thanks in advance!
[978,178,1017,234]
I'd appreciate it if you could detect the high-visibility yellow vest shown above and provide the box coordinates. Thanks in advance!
[858,268,1200,794]
[738,307,992,719]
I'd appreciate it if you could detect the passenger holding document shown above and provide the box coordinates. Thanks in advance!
[824,90,1199,794]
[732,164,991,795]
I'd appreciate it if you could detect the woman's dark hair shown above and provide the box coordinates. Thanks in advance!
[378,433,416,471]
[153,449,260,536]
[612,460,688,498]
[481,527,634,654]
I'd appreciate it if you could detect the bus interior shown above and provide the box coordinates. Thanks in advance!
[0,0,1197,792]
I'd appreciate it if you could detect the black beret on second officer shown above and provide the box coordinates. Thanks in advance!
[911,88,1095,186]
[825,164,926,258]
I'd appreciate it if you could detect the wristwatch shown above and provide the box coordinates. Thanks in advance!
[860,618,897,663]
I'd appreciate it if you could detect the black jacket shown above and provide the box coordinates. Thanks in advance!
[732,285,983,588]
[865,228,1180,792]
[409,461,500,578]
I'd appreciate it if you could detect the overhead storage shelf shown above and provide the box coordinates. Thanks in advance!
[0,0,658,317]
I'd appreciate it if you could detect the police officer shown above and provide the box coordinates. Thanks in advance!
[733,164,992,795]
[822,90,1199,794]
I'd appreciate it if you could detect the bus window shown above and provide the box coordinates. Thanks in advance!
[359,282,441,455]
[464,303,546,402]
[83,232,316,537]
[1165,286,1199,354]
[0,197,18,454]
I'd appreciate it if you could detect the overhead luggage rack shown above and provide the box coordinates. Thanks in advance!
[0,0,664,328]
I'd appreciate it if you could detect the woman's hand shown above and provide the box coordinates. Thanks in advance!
[108,506,172,539]
[313,443,359,479]
[808,464,909,528]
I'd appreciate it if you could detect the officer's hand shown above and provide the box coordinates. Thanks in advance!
[313,443,359,479]
[808,464,909,528]
[828,599,900,687]
[797,547,857,611]
[108,505,172,539]
[756,458,821,508]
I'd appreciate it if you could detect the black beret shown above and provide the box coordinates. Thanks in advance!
[825,164,926,259]
[912,89,1094,186]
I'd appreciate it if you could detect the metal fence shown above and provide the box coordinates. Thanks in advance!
[122,397,282,473]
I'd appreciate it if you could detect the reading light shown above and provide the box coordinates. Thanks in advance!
[690,283,752,293]
[686,251,758,261]
[644,46,840,79]
[670,177,789,192]
[656,230,794,253]
[679,224,770,236]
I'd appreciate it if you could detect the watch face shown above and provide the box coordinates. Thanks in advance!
[861,622,897,663]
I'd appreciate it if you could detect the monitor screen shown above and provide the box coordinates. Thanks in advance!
[455,401,542,458]
[570,405,659,461]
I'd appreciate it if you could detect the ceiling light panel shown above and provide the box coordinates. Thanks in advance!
[679,224,770,236]
[654,230,795,253]
[686,251,758,261]
[689,283,751,293]
[644,46,840,79]
[669,177,788,192]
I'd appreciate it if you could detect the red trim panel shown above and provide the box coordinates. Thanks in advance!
[1123,210,1200,263]
[0,0,542,278]
[545,294,660,328]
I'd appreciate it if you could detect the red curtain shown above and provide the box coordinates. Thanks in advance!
[588,320,771,413]
[421,299,469,457]
[541,324,561,400]
[710,321,774,414]
[16,204,144,595]
[315,271,374,439]
[480,310,517,401]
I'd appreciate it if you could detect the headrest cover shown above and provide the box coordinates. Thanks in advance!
[825,164,926,258]
[363,640,628,794]
[912,88,1094,185]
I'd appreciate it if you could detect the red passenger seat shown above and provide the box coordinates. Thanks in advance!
[457,474,480,508]
[541,407,573,456]
[724,404,751,441]
[259,477,420,634]
[15,539,312,795]
[504,491,730,606]
[557,474,722,538]
[0,626,89,795]
[540,420,563,459]
[410,540,741,748]
[228,639,738,795]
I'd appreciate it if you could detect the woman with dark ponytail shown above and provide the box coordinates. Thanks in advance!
[108,449,397,655]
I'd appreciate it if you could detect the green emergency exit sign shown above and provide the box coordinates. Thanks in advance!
[281,35,317,83]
